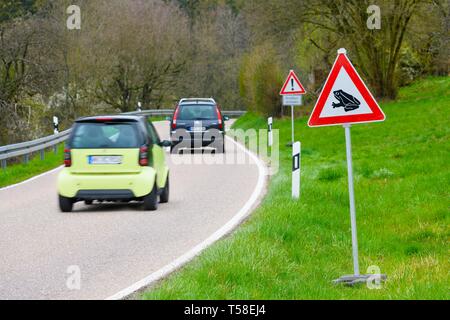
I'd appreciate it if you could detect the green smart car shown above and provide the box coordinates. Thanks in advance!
[57,115,171,212]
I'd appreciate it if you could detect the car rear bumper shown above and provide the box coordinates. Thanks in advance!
[171,130,224,146]
[76,190,135,201]
[57,167,156,199]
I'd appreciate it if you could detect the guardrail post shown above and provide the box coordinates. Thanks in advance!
[1,159,6,169]
[40,149,45,160]
[24,153,29,164]
[54,144,58,154]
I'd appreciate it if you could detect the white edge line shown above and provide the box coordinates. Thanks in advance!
[105,135,268,300]
[0,165,63,192]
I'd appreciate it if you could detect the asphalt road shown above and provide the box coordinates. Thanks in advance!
[0,121,262,300]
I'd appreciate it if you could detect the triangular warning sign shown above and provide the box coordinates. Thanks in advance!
[280,70,306,95]
[308,49,385,127]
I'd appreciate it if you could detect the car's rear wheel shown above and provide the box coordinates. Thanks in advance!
[143,183,158,211]
[160,175,169,203]
[59,195,74,212]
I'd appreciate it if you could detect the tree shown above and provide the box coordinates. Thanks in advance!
[302,0,427,99]
[79,0,190,112]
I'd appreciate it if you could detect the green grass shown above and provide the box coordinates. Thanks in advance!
[141,77,449,300]
[0,145,64,188]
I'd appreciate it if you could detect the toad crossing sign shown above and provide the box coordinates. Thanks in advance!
[309,48,386,286]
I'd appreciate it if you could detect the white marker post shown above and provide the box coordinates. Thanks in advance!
[292,141,301,199]
[137,101,142,112]
[53,116,59,134]
[53,116,59,154]
[268,117,273,147]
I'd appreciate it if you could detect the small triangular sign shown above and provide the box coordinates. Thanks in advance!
[280,70,306,95]
[308,49,385,127]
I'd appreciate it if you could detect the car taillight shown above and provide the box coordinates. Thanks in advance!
[172,106,180,130]
[64,148,72,167]
[216,106,223,129]
[139,145,149,166]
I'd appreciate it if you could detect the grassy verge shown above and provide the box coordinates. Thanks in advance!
[0,145,64,188]
[141,77,449,300]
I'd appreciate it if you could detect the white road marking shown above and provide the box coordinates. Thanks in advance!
[105,135,267,300]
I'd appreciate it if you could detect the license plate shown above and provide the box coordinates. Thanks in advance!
[88,155,123,165]
[191,127,206,132]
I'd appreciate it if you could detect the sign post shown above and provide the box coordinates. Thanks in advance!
[292,141,301,199]
[268,117,273,147]
[280,70,306,146]
[308,48,387,285]
[344,123,359,275]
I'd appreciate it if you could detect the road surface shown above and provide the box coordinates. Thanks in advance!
[0,121,263,299]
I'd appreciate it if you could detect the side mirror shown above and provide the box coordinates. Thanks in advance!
[159,140,172,148]
[223,116,230,121]
[165,116,172,121]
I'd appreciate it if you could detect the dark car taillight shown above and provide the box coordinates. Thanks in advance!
[172,105,180,130]
[139,145,149,166]
[64,148,72,167]
[216,105,223,130]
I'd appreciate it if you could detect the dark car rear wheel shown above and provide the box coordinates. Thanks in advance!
[59,195,74,212]
[160,175,169,203]
[143,183,158,211]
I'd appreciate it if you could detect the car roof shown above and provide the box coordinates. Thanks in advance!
[179,98,216,105]
[75,115,144,123]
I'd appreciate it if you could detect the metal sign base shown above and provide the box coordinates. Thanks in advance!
[333,274,387,287]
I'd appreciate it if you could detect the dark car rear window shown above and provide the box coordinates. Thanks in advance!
[178,104,218,120]
[70,122,142,149]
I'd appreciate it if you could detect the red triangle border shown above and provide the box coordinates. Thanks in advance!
[280,70,307,95]
[308,53,385,127]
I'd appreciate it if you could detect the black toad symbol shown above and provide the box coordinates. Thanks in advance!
[332,90,361,112]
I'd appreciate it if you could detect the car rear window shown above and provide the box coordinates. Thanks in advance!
[178,104,218,120]
[70,122,142,149]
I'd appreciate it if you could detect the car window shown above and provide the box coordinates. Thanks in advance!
[178,104,217,120]
[147,121,161,144]
[71,123,141,149]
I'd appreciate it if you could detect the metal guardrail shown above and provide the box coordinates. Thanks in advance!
[126,109,246,117]
[0,109,246,169]
[0,130,71,168]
